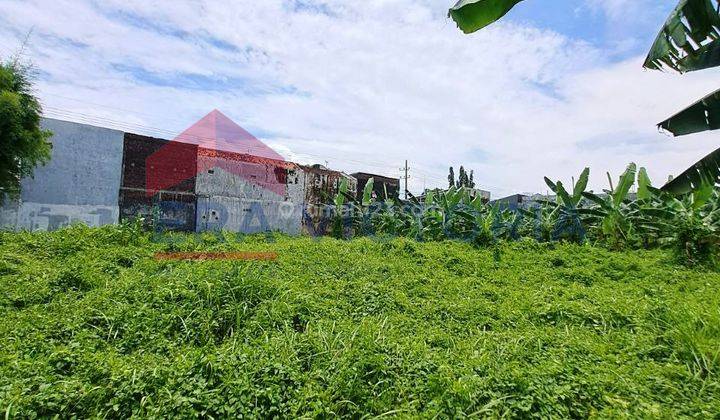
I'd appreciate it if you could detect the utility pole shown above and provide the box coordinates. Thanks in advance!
[399,160,410,200]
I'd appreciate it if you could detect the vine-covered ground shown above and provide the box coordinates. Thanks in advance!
[1,226,718,418]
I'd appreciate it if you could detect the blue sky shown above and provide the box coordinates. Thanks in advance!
[0,0,717,197]
[506,1,675,61]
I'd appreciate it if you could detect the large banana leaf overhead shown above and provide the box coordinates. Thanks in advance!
[659,88,720,136]
[644,0,720,193]
[448,0,524,34]
[643,0,720,73]
[663,146,720,194]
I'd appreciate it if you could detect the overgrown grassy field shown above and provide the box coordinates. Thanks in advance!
[0,226,719,418]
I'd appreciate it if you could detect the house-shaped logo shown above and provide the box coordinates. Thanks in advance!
[146,109,290,197]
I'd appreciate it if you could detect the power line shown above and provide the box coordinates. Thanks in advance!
[38,94,458,176]
[40,103,507,194]
[40,106,414,178]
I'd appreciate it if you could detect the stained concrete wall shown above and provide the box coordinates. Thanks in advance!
[195,150,305,234]
[0,118,359,236]
[0,118,124,231]
[119,133,198,232]
[300,165,357,236]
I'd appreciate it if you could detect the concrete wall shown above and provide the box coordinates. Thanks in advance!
[195,150,305,234]
[0,118,358,236]
[119,133,198,232]
[301,165,357,235]
[0,118,124,231]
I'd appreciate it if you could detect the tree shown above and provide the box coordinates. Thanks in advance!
[458,166,468,187]
[0,59,51,203]
[448,166,456,188]
[469,170,475,188]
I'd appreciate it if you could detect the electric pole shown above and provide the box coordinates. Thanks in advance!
[399,160,410,200]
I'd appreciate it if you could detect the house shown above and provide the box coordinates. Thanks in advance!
[491,194,529,211]
[351,172,400,200]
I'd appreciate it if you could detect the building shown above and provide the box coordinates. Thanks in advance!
[0,118,124,231]
[491,194,529,211]
[351,172,400,201]
[0,113,354,235]
[468,188,491,202]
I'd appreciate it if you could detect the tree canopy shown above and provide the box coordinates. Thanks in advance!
[0,59,51,203]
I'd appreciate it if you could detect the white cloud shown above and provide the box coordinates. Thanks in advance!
[0,0,717,198]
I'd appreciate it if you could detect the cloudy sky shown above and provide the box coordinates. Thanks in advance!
[1,0,718,197]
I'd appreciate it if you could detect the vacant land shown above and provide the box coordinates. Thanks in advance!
[0,226,719,418]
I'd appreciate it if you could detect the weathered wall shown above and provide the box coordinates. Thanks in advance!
[119,133,198,232]
[0,118,360,236]
[352,173,400,200]
[195,149,305,234]
[301,165,357,235]
[0,118,123,231]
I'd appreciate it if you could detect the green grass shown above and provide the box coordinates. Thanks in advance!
[1,225,719,418]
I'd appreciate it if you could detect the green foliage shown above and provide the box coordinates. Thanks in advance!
[448,165,476,189]
[449,0,525,33]
[1,227,719,417]
[0,59,52,203]
[330,163,719,266]
[645,181,720,267]
[643,0,720,73]
[581,164,638,249]
[361,177,374,206]
[637,167,653,201]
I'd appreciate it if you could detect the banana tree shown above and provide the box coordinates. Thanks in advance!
[541,168,590,243]
[334,177,378,238]
[642,179,720,265]
[331,178,350,239]
[580,163,639,247]
[421,186,474,240]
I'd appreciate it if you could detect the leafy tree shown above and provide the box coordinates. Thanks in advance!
[448,166,455,188]
[458,166,468,187]
[0,59,51,203]
[469,170,475,188]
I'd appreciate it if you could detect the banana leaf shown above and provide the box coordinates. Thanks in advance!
[573,168,590,204]
[449,0,524,34]
[644,0,720,73]
[554,181,574,208]
[662,145,720,194]
[581,192,612,211]
[613,163,637,207]
[637,167,653,201]
[362,177,375,206]
[659,88,720,136]
[334,178,348,207]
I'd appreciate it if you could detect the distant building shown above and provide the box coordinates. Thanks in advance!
[491,194,529,211]
[351,172,400,200]
[468,188,491,202]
